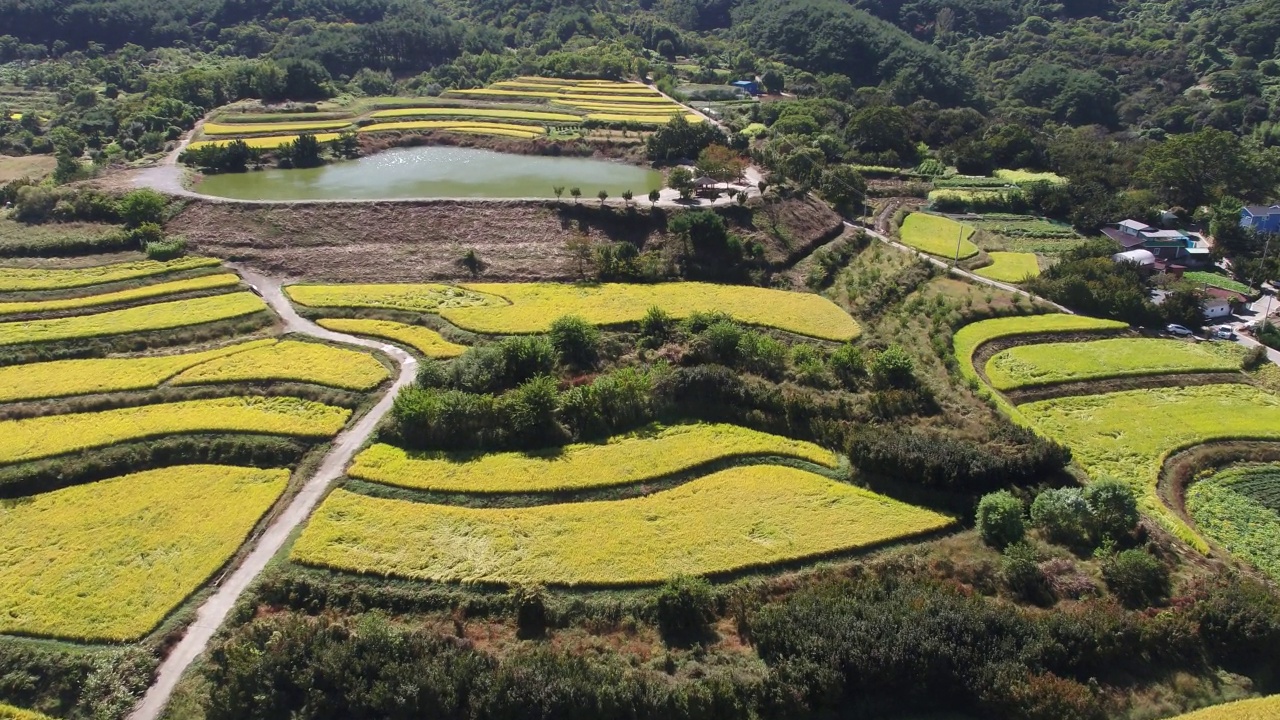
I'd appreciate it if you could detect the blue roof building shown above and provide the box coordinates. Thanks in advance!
[731,79,759,96]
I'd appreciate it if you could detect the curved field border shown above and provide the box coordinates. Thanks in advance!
[900,213,979,259]
[973,252,1039,282]
[0,292,269,347]
[1187,464,1280,582]
[0,465,290,642]
[985,338,1247,391]
[1019,384,1280,551]
[0,257,220,293]
[368,107,582,122]
[0,396,349,466]
[349,423,839,494]
[446,282,861,341]
[0,273,240,317]
[316,318,467,358]
[292,465,954,586]
[1165,695,1280,719]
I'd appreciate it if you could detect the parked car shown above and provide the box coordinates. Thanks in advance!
[1166,323,1194,337]
[1213,326,1237,340]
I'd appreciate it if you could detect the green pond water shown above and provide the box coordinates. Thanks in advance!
[195,146,664,201]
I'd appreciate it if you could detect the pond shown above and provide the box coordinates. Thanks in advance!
[195,146,664,201]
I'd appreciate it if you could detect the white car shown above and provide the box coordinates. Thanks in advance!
[1213,327,1237,341]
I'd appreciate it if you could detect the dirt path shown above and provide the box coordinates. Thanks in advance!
[853,202,1073,313]
[125,267,418,720]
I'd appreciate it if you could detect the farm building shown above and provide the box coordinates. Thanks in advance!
[731,80,760,96]
[1241,205,1280,234]
[1111,248,1156,270]
[1103,219,1210,267]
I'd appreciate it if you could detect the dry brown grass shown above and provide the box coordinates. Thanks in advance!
[0,155,57,183]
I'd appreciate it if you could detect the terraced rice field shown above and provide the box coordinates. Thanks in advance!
[0,465,289,641]
[0,292,268,346]
[201,120,354,135]
[586,113,703,124]
[0,396,349,465]
[169,339,389,390]
[952,314,1130,386]
[985,338,1246,390]
[1187,464,1280,582]
[350,423,839,493]
[445,282,861,340]
[993,169,1068,185]
[900,213,979,259]
[369,107,581,122]
[1166,695,1280,719]
[0,257,220,292]
[0,339,270,402]
[0,273,239,316]
[1019,384,1280,549]
[973,252,1039,282]
[292,465,953,585]
[316,318,467,358]
[286,283,495,313]
[186,133,343,151]
[358,120,548,136]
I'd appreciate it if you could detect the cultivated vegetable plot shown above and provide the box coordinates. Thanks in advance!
[292,465,953,585]
[171,339,389,390]
[0,396,349,465]
[1183,271,1253,295]
[1187,464,1280,582]
[985,338,1247,390]
[973,252,1040,282]
[0,273,239,316]
[445,282,862,340]
[350,423,839,493]
[316,318,467,358]
[286,283,494,313]
[1019,384,1280,550]
[0,465,289,641]
[0,292,268,346]
[952,314,1129,386]
[900,213,979,259]
[201,120,354,135]
[1166,695,1280,719]
[0,257,220,292]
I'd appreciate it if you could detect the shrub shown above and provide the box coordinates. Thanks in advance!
[655,575,716,645]
[1002,541,1049,604]
[1083,480,1138,543]
[499,375,564,447]
[638,305,674,344]
[511,584,548,639]
[144,236,187,260]
[1102,549,1170,608]
[738,331,787,378]
[828,343,866,389]
[847,424,1070,491]
[871,344,915,389]
[117,189,166,228]
[695,320,744,365]
[451,336,556,393]
[1030,487,1089,544]
[977,490,1025,548]
[548,315,601,369]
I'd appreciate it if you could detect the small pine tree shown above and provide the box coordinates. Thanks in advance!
[977,490,1025,548]
[570,187,581,204]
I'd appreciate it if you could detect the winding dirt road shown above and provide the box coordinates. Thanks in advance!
[126,267,418,720]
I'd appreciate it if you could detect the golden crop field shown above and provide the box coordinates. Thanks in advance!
[285,283,496,313]
[201,120,353,135]
[985,338,1247,390]
[358,120,547,135]
[0,396,350,465]
[994,169,1068,185]
[585,113,703,124]
[187,133,342,151]
[494,81,657,95]
[0,704,52,720]
[368,107,582,122]
[444,282,861,340]
[1166,695,1280,719]
[1019,384,1280,550]
[0,339,271,402]
[316,318,467,358]
[952,314,1130,386]
[560,102,682,113]
[900,213,979,259]
[292,465,954,585]
[445,127,543,139]
[350,422,840,493]
[973,252,1040,282]
[452,89,675,104]
[0,257,220,292]
[171,339,389,390]
[0,291,268,346]
[0,273,239,316]
[0,465,288,641]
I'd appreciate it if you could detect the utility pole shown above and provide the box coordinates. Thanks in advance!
[953,223,965,267]
[1253,232,1273,292]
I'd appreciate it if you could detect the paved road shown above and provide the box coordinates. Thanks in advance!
[125,268,418,720]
